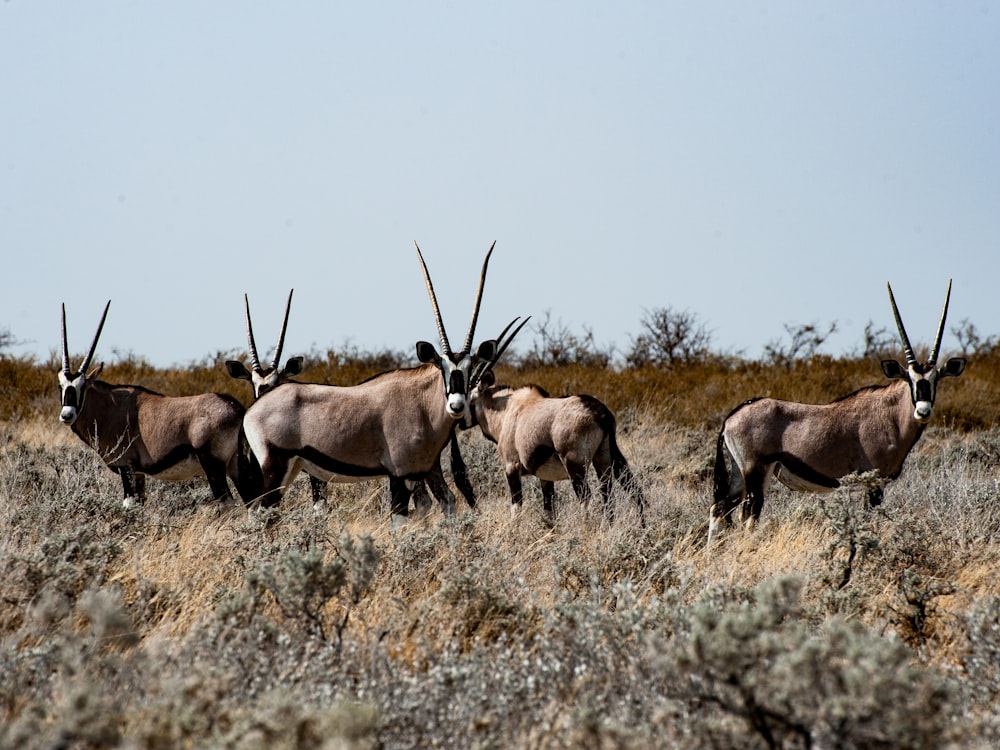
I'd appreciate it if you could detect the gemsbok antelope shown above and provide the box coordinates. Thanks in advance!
[241,242,510,524]
[708,280,966,547]
[465,320,646,523]
[225,290,475,512]
[58,301,253,508]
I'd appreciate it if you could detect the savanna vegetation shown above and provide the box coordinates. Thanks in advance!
[2,309,999,749]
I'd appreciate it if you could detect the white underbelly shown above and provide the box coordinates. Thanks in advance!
[293,458,373,485]
[774,465,837,493]
[534,457,568,482]
[150,456,205,482]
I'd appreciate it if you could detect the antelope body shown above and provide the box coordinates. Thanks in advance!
[709,281,966,546]
[469,381,645,521]
[225,289,475,512]
[58,302,251,507]
[241,243,506,523]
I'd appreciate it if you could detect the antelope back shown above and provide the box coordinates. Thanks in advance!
[882,280,966,423]
[58,301,110,425]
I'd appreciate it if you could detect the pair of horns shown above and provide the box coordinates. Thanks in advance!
[471,316,531,386]
[415,241,494,358]
[887,279,952,368]
[61,300,110,377]
[244,290,294,373]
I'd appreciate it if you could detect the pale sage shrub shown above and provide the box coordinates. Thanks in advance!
[247,533,380,645]
[655,576,955,750]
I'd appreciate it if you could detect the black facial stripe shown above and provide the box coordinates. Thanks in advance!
[914,379,933,403]
[62,385,78,408]
[448,370,467,396]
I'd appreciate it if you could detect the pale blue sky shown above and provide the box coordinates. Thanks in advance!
[3,2,998,368]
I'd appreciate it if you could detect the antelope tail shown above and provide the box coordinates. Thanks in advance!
[712,428,730,510]
[608,429,646,522]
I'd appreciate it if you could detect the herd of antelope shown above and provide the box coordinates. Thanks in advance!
[57,245,966,543]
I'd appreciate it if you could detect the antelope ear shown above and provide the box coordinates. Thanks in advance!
[476,339,498,362]
[86,362,104,380]
[940,357,966,378]
[282,356,304,377]
[881,360,907,380]
[225,361,252,381]
[416,341,440,365]
[479,369,496,387]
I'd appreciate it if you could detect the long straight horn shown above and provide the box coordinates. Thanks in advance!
[887,282,917,367]
[459,241,495,356]
[79,300,110,375]
[415,241,452,357]
[493,315,531,364]
[271,289,294,369]
[472,315,531,385]
[244,294,263,373]
[928,279,952,366]
[61,303,71,375]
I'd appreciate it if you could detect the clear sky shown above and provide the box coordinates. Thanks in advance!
[3,2,998,369]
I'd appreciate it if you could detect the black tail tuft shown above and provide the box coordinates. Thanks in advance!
[608,429,646,523]
[713,428,729,508]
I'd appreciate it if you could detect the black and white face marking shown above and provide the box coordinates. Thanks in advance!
[58,301,110,426]
[58,365,101,424]
[417,341,496,419]
[881,358,967,423]
[58,371,83,423]
[884,280,966,424]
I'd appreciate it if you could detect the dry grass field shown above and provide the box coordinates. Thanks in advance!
[2,349,1000,748]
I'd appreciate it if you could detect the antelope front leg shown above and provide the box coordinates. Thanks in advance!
[389,476,411,528]
[505,471,524,518]
[198,453,234,504]
[540,479,556,517]
[119,466,144,508]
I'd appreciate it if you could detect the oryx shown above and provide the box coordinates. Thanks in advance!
[465,320,646,523]
[224,289,475,512]
[58,301,253,508]
[241,243,508,524]
[709,280,966,546]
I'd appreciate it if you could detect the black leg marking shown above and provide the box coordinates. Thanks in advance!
[409,479,433,514]
[567,463,592,506]
[198,453,233,502]
[424,461,457,514]
[506,472,524,507]
[389,476,410,518]
[119,466,144,504]
[540,479,556,516]
[742,466,768,526]
[259,457,287,508]
[450,435,476,508]
[308,476,327,504]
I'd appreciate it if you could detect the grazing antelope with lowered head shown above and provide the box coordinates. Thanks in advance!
[241,243,510,524]
[225,290,475,512]
[58,301,253,508]
[465,321,646,523]
[708,280,966,547]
